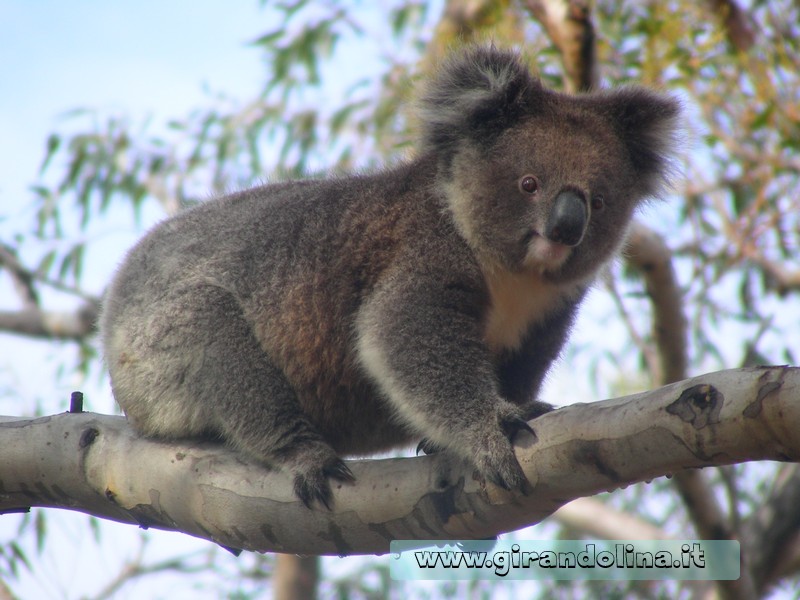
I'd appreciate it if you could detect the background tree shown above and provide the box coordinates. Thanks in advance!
[1,0,799,598]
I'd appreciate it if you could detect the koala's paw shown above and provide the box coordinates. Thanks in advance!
[288,444,356,510]
[471,406,536,494]
[293,456,355,510]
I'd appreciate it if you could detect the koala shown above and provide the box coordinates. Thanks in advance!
[101,46,679,509]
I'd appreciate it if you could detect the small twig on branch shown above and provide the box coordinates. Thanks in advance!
[749,255,800,296]
[603,268,661,383]
[0,243,39,309]
[0,303,99,340]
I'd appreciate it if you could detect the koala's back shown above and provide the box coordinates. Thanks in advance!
[102,160,473,455]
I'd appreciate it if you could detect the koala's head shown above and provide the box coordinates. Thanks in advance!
[419,45,680,284]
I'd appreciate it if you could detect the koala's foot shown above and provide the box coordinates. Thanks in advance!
[471,405,537,494]
[285,442,356,510]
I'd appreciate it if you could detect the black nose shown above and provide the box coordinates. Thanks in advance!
[545,189,588,247]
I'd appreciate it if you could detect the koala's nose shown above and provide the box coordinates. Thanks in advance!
[545,189,588,247]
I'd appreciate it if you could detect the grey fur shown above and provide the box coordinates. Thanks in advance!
[101,45,679,508]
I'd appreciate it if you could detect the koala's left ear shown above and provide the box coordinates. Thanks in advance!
[598,88,681,194]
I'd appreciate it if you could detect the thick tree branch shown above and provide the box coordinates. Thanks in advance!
[524,0,598,92]
[742,465,800,592]
[274,554,318,600]
[553,497,668,540]
[1,367,797,556]
[624,222,689,387]
[707,0,756,52]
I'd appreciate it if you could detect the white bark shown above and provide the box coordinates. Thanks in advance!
[1,366,797,556]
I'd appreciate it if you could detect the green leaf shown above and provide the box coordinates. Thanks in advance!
[750,104,774,130]
[39,134,61,174]
[250,29,284,48]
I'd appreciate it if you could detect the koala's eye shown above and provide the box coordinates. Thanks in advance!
[591,194,605,211]
[519,175,539,195]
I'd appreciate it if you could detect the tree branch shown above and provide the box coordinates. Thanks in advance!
[706,0,756,52]
[1,366,797,556]
[553,497,668,540]
[524,0,598,92]
[624,222,689,387]
[0,303,99,340]
[749,254,800,296]
[0,243,39,309]
[742,464,800,592]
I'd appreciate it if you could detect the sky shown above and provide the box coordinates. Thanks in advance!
[1,1,265,203]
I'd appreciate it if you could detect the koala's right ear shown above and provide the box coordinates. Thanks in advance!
[418,45,540,158]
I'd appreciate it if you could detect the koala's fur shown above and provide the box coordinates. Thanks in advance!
[101,46,679,508]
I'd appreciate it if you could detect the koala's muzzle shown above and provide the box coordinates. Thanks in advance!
[545,189,588,247]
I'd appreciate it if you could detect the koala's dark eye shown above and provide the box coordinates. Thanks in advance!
[591,194,605,211]
[519,175,539,195]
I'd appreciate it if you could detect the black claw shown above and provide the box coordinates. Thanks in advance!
[502,415,537,442]
[318,493,333,511]
[416,438,442,456]
[294,459,356,510]
[492,474,512,491]
[327,459,356,484]
[295,476,334,510]
[293,477,315,509]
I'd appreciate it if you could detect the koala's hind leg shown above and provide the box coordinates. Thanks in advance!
[198,288,355,509]
[109,284,353,510]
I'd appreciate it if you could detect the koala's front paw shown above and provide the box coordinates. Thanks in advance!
[293,458,355,510]
[286,443,356,510]
[471,406,536,494]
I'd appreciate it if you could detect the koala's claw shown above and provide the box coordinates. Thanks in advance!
[327,459,356,484]
[470,406,537,495]
[294,457,355,510]
[416,438,443,456]
[480,453,529,494]
[501,415,537,442]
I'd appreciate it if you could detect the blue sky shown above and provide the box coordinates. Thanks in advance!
[1,1,267,214]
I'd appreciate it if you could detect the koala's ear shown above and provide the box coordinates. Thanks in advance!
[598,88,681,194]
[418,45,539,157]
